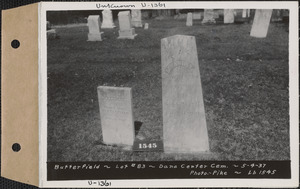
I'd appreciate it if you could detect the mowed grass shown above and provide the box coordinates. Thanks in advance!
[47,19,289,162]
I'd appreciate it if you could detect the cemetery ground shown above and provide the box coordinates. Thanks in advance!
[47,18,289,162]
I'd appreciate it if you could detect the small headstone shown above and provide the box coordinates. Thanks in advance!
[87,15,103,41]
[97,86,135,146]
[193,12,201,20]
[242,9,247,18]
[161,35,210,153]
[117,11,137,39]
[202,9,216,24]
[131,9,143,27]
[250,9,273,38]
[186,12,193,26]
[144,23,149,30]
[224,9,235,24]
[101,10,116,28]
[247,9,251,17]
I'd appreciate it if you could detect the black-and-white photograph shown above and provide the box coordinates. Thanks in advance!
[1,1,298,188]
[44,5,295,184]
[47,8,290,162]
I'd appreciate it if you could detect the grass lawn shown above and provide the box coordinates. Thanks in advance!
[47,18,289,162]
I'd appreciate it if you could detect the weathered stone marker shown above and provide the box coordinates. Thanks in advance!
[250,9,273,38]
[101,9,116,28]
[161,35,210,153]
[144,23,149,30]
[242,9,251,18]
[193,12,202,20]
[247,9,251,17]
[117,11,137,39]
[97,86,135,146]
[131,9,143,27]
[87,15,103,41]
[242,9,247,18]
[186,12,193,26]
[202,9,216,24]
[224,9,235,24]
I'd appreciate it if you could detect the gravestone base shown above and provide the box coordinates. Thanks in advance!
[101,142,133,151]
[164,148,211,154]
[118,28,137,39]
[88,32,104,41]
[202,19,216,24]
[132,21,143,27]
[164,141,210,154]
[101,23,116,28]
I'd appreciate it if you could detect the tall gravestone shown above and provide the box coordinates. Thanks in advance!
[202,9,216,24]
[87,15,103,41]
[97,86,135,146]
[224,9,235,24]
[161,35,210,153]
[131,9,143,27]
[186,12,193,26]
[250,9,273,38]
[117,11,137,39]
[101,10,115,28]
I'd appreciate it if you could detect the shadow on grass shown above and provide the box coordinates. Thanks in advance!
[134,121,143,136]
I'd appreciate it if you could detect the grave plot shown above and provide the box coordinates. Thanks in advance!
[47,10,290,162]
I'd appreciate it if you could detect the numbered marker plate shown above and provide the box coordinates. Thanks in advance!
[132,139,163,152]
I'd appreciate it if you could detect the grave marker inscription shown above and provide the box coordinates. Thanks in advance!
[161,35,210,153]
[97,86,135,146]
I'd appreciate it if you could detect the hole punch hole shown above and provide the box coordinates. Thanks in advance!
[11,39,20,49]
[12,143,21,152]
